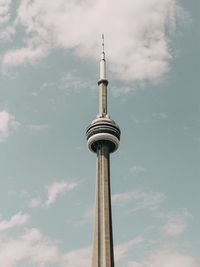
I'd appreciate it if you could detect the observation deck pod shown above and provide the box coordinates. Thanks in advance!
[86,116,121,153]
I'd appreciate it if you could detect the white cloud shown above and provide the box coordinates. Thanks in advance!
[112,190,165,212]
[1,0,186,82]
[63,247,91,267]
[79,207,93,224]
[115,236,144,262]
[0,110,20,142]
[111,85,135,97]
[0,226,144,267]
[130,165,146,174]
[0,212,29,231]
[152,112,168,120]
[128,247,199,267]
[112,191,135,202]
[160,210,191,236]
[2,46,49,66]
[28,180,78,209]
[0,0,11,23]
[58,72,96,94]
[0,232,198,267]
[0,0,16,41]
[27,123,49,131]
[29,197,42,208]
[0,228,60,266]
[163,219,186,236]
[63,236,144,266]
[46,181,77,206]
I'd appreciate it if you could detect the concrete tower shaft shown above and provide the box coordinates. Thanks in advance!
[92,144,114,267]
[86,36,120,267]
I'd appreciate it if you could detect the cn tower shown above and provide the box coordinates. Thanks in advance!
[86,35,121,267]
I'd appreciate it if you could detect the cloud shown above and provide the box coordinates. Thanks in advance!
[27,124,49,132]
[28,180,78,209]
[163,219,186,236]
[160,210,192,236]
[0,0,11,23]
[127,246,199,267]
[0,0,15,42]
[112,191,135,202]
[46,181,77,206]
[79,207,93,224]
[63,236,144,266]
[0,225,143,267]
[115,236,144,262]
[58,72,96,93]
[132,112,168,125]
[130,165,146,174]
[63,247,91,267]
[112,190,165,212]
[152,112,168,120]
[0,110,19,142]
[2,46,49,66]
[28,197,42,208]
[0,228,60,266]
[0,212,29,231]
[0,227,89,267]
[1,0,186,82]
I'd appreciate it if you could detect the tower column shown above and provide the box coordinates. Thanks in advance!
[92,143,114,267]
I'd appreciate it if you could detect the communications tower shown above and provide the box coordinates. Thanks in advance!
[86,36,121,267]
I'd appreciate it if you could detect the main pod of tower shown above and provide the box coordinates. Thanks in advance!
[86,36,121,267]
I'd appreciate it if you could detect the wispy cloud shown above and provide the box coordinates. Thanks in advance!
[0,228,60,266]
[63,236,144,266]
[0,0,15,42]
[130,165,146,174]
[46,181,77,206]
[79,207,93,225]
[132,112,168,125]
[111,85,134,97]
[112,190,165,212]
[0,212,29,231]
[2,46,49,67]
[26,124,49,132]
[0,226,144,267]
[28,180,78,208]
[127,246,199,267]
[0,110,20,142]
[1,0,187,82]
[159,209,192,236]
[152,112,168,120]
[57,72,96,95]
[163,219,186,236]
[63,247,91,267]
[28,197,42,208]
[0,233,197,267]
[115,236,144,262]
[0,0,11,25]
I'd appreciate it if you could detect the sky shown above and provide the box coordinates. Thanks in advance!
[0,0,199,266]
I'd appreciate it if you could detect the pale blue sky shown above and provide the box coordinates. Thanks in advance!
[0,0,199,266]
